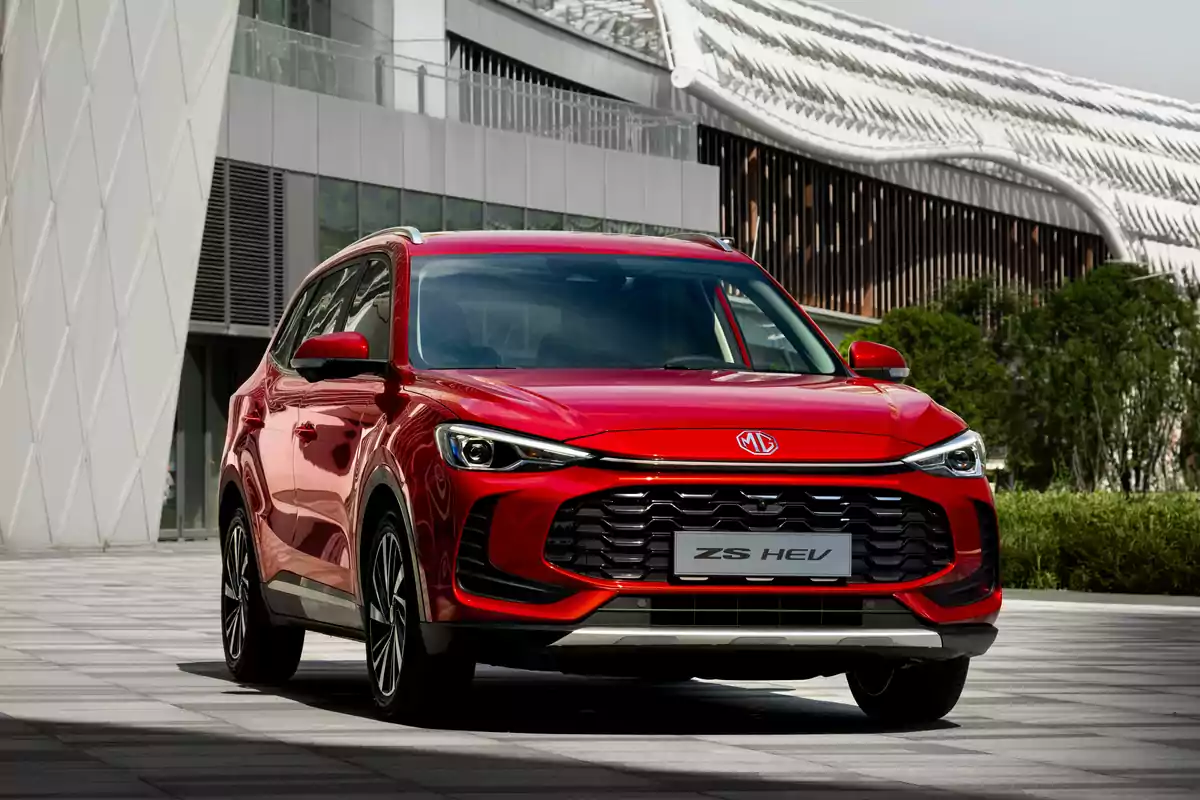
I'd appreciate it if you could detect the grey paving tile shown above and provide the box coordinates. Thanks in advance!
[3,549,1200,799]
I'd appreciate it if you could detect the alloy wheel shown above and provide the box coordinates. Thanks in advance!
[222,519,251,661]
[367,527,408,698]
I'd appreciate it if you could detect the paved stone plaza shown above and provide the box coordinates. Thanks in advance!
[1,544,1198,799]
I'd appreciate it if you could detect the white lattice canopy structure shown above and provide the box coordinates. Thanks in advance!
[517,0,1200,277]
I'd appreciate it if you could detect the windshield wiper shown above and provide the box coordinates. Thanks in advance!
[662,356,744,370]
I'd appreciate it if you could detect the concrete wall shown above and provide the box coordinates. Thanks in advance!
[0,0,238,551]
[218,74,721,233]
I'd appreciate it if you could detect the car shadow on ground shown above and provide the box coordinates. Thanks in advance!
[6,713,1003,800]
[180,659,958,736]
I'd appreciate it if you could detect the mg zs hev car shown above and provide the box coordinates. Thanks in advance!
[219,227,1000,723]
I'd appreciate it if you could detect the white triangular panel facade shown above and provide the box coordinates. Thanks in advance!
[0,0,238,551]
[517,0,1200,277]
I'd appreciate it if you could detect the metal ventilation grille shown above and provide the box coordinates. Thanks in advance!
[271,170,284,325]
[229,163,271,325]
[190,159,286,330]
[192,161,228,323]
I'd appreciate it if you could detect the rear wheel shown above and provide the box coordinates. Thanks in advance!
[364,510,474,720]
[221,508,304,684]
[847,657,969,725]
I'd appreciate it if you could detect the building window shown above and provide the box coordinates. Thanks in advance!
[240,0,331,37]
[485,203,525,230]
[403,190,443,232]
[605,220,644,235]
[527,209,565,230]
[318,177,358,259]
[359,183,401,236]
[445,197,484,231]
[566,214,603,233]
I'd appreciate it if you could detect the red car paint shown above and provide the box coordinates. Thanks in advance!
[221,230,1000,654]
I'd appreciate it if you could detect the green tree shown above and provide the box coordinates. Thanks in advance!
[1005,263,1200,492]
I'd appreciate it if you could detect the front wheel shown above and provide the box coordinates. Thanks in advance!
[221,508,304,684]
[364,510,474,721]
[847,657,969,725]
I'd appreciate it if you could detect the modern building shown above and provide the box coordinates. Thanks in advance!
[2,0,1197,550]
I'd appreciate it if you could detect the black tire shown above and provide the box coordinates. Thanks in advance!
[847,657,969,725]
[221,508,304,685]
[363,509,475,721]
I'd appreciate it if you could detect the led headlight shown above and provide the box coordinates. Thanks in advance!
[434,423,593,472]
[902,430,986,478]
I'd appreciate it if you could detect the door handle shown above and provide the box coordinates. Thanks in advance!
[294,422,317,443]
[243,412,265,430]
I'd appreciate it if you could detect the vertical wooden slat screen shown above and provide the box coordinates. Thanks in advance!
[698,125,1110,316]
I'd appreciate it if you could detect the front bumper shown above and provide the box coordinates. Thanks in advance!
[421,609,998,679]
[422,464,1001,630]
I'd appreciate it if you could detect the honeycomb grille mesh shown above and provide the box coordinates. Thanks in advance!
[545,486,953,584]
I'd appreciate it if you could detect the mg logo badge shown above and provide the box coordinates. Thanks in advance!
[737,430,778,456]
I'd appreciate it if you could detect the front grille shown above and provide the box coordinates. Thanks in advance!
[585,595,921,629]
[456,499,571,604]
[545,486,953,584]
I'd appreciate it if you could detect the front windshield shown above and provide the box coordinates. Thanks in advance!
[407,254,841,375]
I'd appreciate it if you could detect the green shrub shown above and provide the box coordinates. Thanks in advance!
[997,491,1200,595]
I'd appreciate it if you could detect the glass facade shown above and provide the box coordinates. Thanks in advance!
[317,177,358,259]
[317,177,677,252]
[239,0,331,37]
[169,175,684,539]
[160,336,270,539]
[567,214,604,233]
[445,197,484,231]
[359,184,401,237]
[485,203,525,230]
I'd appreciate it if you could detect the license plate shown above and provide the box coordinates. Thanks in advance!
[673,532,851,578]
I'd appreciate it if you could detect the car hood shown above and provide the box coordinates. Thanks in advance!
[412,369,965,462]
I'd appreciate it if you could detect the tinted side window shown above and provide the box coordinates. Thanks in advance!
[295,264,363,347]
[270,285,313,363]
[344,257,391,359]
[725,286,809,373]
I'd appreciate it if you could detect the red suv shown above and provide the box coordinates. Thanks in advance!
[219,227,1000,723]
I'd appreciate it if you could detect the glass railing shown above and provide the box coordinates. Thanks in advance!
[229,16,696,161]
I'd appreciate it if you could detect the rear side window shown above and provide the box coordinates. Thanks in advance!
[724,286,810,373]
[343,257,392,359]
[295,264,363,347]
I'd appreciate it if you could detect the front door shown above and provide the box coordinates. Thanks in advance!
[292,256,393,596]
[242,283,315,582]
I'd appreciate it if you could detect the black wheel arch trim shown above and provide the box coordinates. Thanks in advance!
[359,463,432,623]
[216,472,279,624]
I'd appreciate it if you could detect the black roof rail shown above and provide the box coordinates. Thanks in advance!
[351,225,424,247]
[666,232,735,252]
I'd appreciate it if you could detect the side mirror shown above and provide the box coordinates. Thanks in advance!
[291,332,386,382]
[848,341,910,383]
